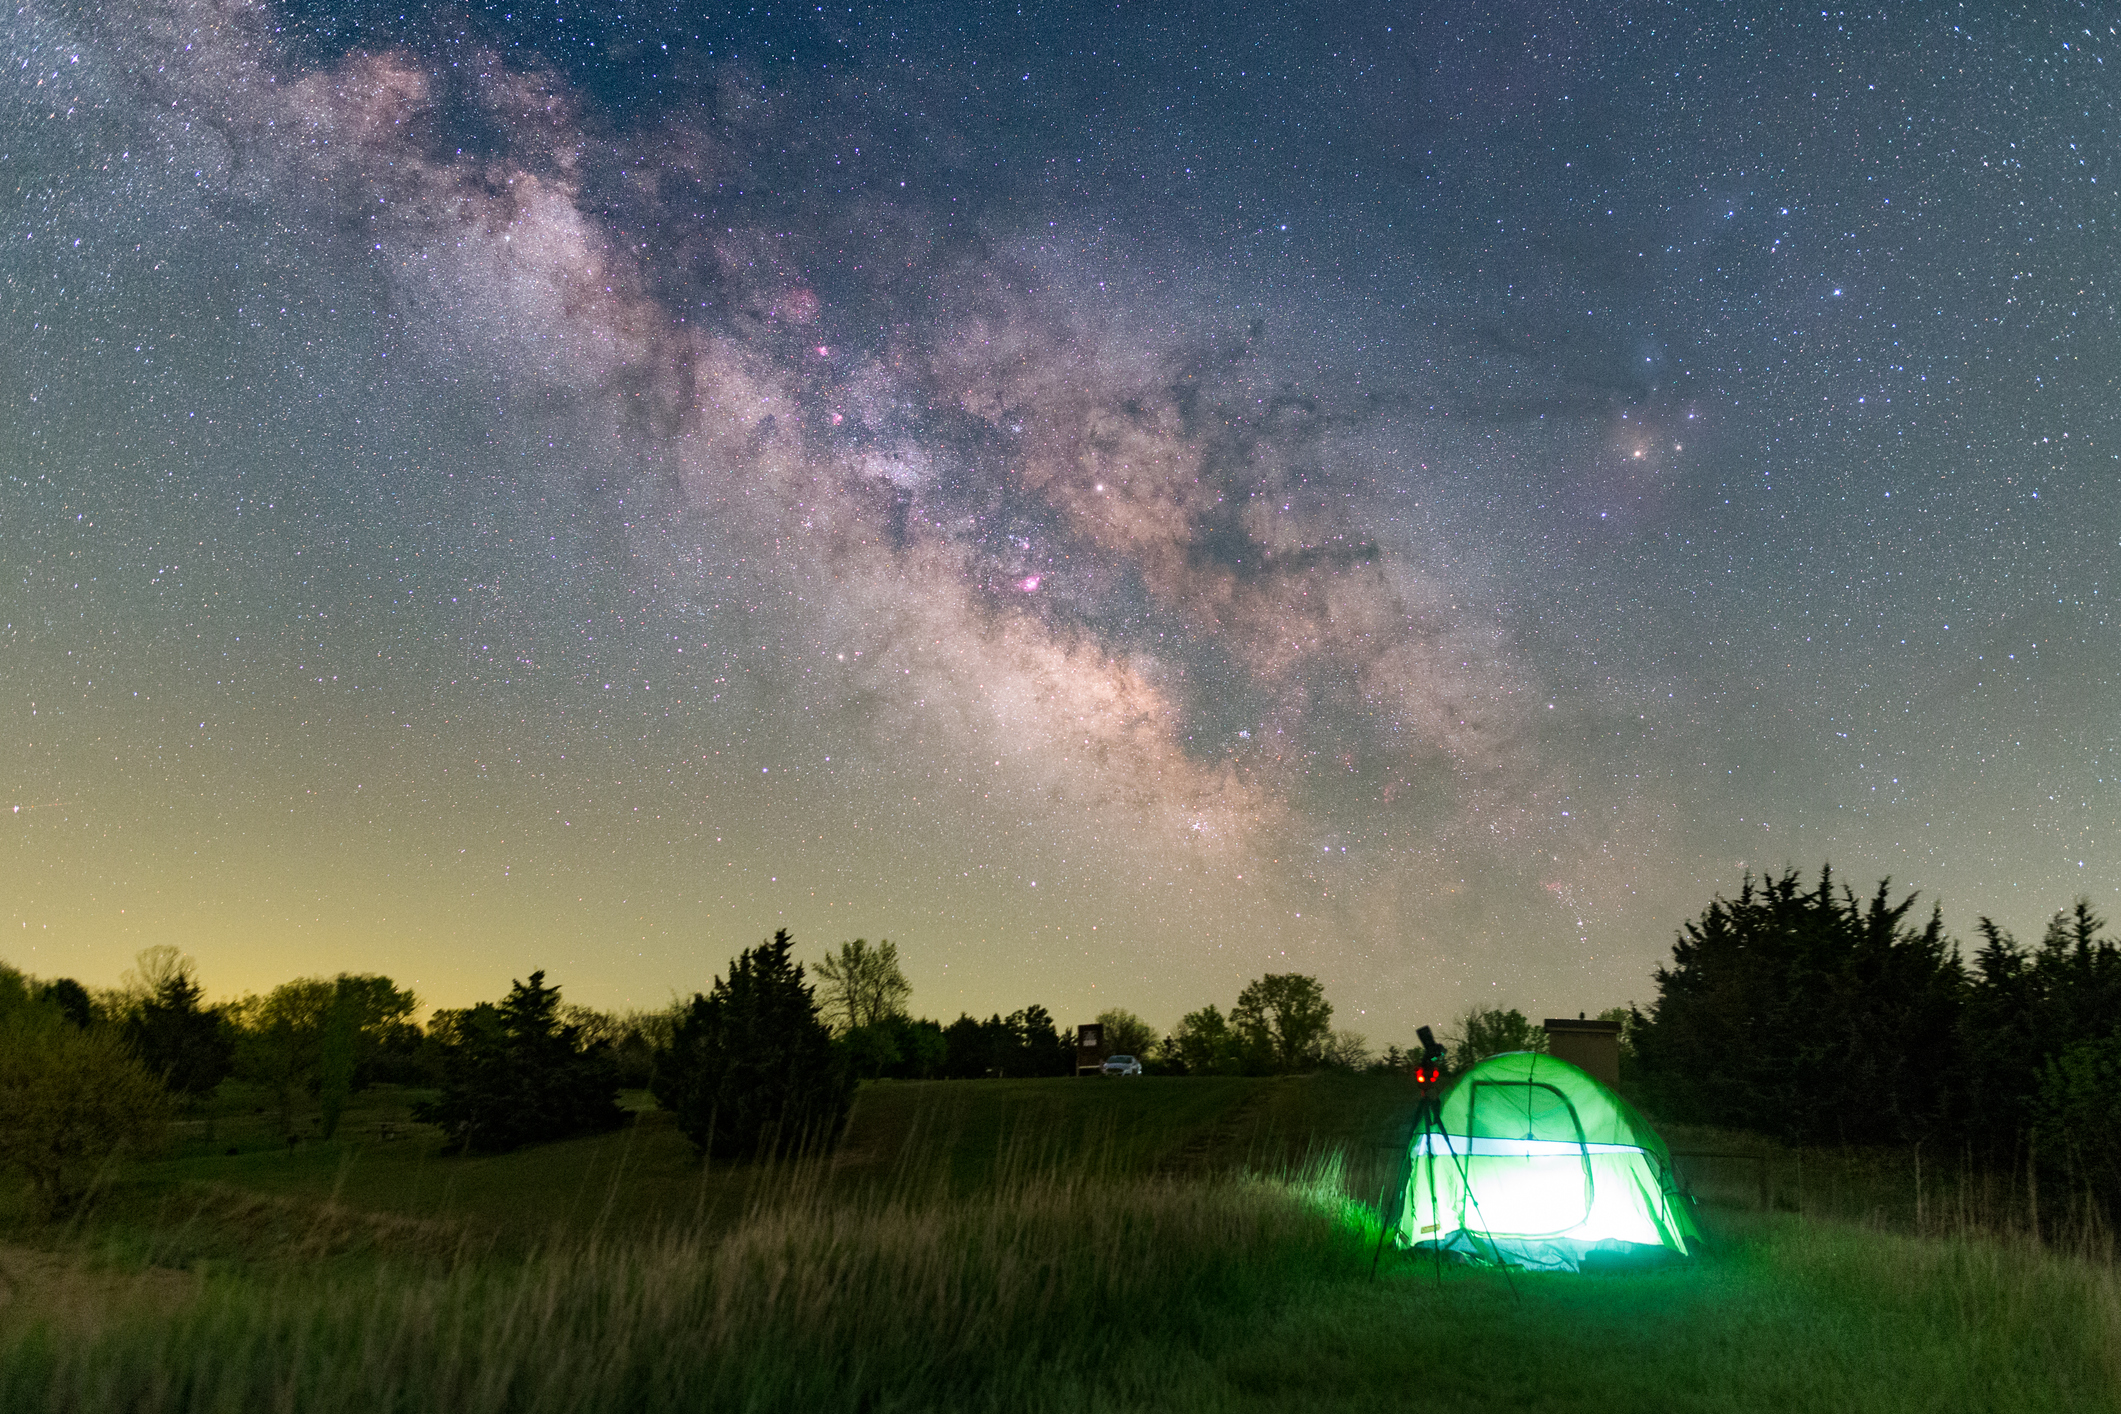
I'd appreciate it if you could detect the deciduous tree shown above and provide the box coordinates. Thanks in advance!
[1233,974,1333,1073]
[1322,1028,1373,1071]
[840,1013,948,1080]
[1446,1007,1546,1072]
[812,939,912,1034]
[1093,1009,1158,1061]
[231,978,336,1135]
[1164,1004,1244,1076]
[232,974,419,1136]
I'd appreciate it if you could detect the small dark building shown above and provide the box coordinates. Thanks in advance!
[1542,1015,1622,1086]
[1075,1023,1107,1076]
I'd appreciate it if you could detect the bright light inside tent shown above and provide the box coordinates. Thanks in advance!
[1388,1051,1700,1273]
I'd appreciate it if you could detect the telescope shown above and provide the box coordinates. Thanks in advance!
[1413,1024,1447,1085]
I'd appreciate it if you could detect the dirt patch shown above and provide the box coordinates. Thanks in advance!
[177,1183,482,1264]
[0,1245,198,1334]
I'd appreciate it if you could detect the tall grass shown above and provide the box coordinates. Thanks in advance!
[8,1082,2121,1412]
[1670,1125,2119,1264]
[0,1158,1370,1413]
[1750,1218,2121,1410]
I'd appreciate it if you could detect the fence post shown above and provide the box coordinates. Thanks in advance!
[2029,1130,2040,1245]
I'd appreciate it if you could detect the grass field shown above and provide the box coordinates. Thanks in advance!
[2,1076,2116,1412]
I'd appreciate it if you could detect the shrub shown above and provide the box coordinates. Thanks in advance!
[0,997,172,1217]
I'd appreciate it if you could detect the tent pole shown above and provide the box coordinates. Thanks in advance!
[1368,1143,1400,1279]
[1447,1116,1521,1305]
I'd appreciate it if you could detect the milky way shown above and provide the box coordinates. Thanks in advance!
[6,1,2117,1040]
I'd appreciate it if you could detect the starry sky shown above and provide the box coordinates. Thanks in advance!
[5,0,2116,1040]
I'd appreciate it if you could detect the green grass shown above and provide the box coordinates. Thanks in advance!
[2,1076,2116,1411]
[53,1074,1415,1254]
[1218,1215,2120,1412]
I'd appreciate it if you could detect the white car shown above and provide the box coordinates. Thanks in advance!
[1100,1054,1143,1077]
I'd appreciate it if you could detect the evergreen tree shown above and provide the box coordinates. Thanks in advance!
[415,972,624,1153]
[1008,1005,1072,1076]
[940,1014,990,1077]
[935,1007,1070,1078]
[1965,901,2121,1166]
[1633,867,1961,1146]
[2035,1033,2121,1212]
[651,930,852,1160]
[122,972,235,1100]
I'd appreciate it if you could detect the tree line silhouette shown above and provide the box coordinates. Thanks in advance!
[1633,866,2121,1213]
[0,927,1364,1204]
[7,864,2118,1216]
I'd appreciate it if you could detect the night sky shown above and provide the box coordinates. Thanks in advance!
[6,1,2116,1041]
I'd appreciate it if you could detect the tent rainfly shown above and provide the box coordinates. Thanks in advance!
[1390,1050,1700,1272]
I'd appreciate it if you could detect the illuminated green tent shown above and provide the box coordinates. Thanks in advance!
[1390,1051,1699,1272]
